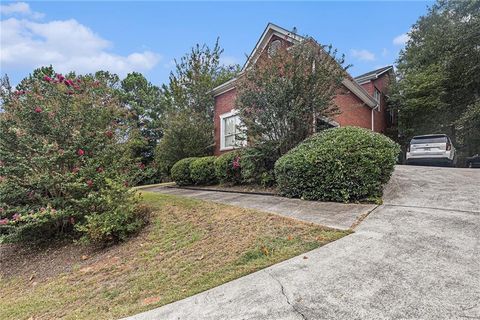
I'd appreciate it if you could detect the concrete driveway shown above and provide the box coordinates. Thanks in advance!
[125,166,480,320]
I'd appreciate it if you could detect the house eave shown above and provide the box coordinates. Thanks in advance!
[210,76,239,97]
[354,65,394,85]
[212,77,377,108]
[342,79,378,108]
[241,23,304,72]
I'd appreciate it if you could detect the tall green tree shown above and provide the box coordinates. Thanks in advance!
[156,40,239,176]
[392,0,480,157]
[236,38,346,156]
[164,39,239,120]
[120,72,165,164]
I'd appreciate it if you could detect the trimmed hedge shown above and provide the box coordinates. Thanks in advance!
[190,156,217,185]
[171,157,198,186]
[214,151,242,185]
[275,127,400,202]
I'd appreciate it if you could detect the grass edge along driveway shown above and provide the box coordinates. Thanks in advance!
[0,191,350,320]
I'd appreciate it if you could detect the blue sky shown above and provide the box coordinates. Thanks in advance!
[1,1,433,86]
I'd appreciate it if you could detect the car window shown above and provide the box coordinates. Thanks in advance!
[411,136,447,144]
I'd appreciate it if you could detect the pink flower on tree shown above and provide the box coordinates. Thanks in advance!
[34,106,42,113]
[96,167,104,173]
[87,179,94,188]
[138,163,145,170]
[0,218,9,225]
[77,149,85,156]
[232,157,241,170]
[12,213,21,221]
[43,76,53,82]
[56,73,65,82]
[72,167,80,174]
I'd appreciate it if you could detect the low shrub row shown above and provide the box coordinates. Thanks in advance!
[171,127,400,203]
[171,156,218,186]
[190,156,217,185]
[214,151,242,185]
[171,146,275,187]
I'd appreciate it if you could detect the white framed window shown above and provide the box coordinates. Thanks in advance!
[373,88,381,111]
[268,39,282,57]
[220,110,246,151]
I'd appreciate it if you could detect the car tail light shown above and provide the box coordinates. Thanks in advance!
[446,142,451,151]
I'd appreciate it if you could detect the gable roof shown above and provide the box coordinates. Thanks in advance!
[211,23,378,108]
[242,23,304,72]
[354,66,394,84]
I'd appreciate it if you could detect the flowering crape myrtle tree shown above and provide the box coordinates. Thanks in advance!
[236,38,347,156]
[0,67,144,243]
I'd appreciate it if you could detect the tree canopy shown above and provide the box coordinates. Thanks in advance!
[235,37,347,156]
[392,0,480,157]
[155,40,239,175]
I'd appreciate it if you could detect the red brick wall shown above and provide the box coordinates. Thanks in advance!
[212,72,392,155]
[333,87,372,129]
[360,73,391,133]
[213,88,237,155]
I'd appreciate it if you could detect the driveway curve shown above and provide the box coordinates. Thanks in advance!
[124,165,480,320]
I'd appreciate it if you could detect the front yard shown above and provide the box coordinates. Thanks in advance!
[0,191,349,320]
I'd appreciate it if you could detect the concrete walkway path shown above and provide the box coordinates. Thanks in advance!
[125,166,480,320]
[143,186,376,230]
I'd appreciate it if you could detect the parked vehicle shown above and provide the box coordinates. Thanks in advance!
[406,134,456,167]
[466,154,480,168]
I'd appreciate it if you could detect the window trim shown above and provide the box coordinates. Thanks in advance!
[219,110,245,151]
[373,88,381,111]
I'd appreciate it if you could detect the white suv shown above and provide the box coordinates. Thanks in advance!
[406,134,456,167]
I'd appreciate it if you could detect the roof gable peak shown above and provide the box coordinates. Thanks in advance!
[241,23,304,71]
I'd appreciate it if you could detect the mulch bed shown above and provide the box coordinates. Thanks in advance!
[172,184,278,196]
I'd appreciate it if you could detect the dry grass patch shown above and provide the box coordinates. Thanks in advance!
[0,191,350,320]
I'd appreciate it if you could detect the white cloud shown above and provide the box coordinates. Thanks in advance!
[350,49,375,62]
[393,33,410,46]
[1,13,161,76]
[0,2,44,19]
[381,48,389,57]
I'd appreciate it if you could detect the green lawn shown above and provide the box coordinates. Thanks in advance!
[0,191,350,320]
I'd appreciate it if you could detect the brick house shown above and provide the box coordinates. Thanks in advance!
[211,23,394,155]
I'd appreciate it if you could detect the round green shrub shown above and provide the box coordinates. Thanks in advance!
[275,127,400,202]
[214,151,242,185]
[171,157,198,186]
[190,156,217,185]
[240,145,278,186]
